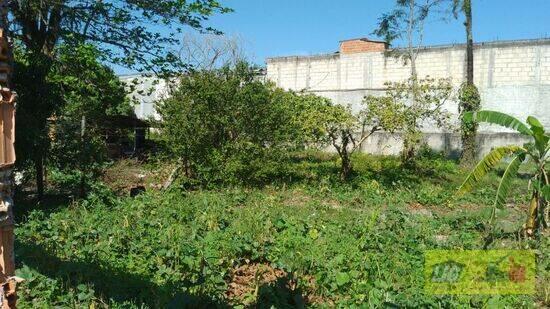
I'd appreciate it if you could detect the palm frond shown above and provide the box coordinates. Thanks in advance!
[464,111,532,136]
[457,145,524,195]
[494,154,525,209]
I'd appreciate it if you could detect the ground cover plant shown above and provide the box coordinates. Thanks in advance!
[14,152,549,308]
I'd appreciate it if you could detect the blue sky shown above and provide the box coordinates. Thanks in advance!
[202,0,550,65]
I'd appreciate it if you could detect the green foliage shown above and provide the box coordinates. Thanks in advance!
[373,0,446,67]
[48,45,133,181]
[464,110,532,136]
[365,77,454,161]
[459,110,549,232]
[15,154,542,307]
[457,145,524,196]
[9,0,230,196]
[494,154,525,209]
[53,45,132,195]
[372,0,442,47]
[50,44,133,119]
[9,0,231,73]
[13,49,59,172]
[289,77,452,180]
[296,93,406,180]
[14,44,132,195]
[458,83,481,164]
[157,62,306,185]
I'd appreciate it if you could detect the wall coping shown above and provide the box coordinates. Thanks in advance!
[266,38,550,63]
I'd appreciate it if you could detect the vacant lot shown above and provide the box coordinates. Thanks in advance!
[14,153,549,308]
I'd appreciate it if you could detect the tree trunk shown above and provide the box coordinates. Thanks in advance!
[404,0,419,161]
[35,156,44,200]
[459,0,479,165]
[339,134,353,180]
[340,154,352,181]
[465,0,474,85]
[0,0,20,306]
[526,191,539,236]
[408,0,418,81]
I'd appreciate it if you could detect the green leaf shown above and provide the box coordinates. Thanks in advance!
[530,125,549,155]
[542,185,550,200]
[336,272,351,286]
[526,116,543,129]
[494,154,525,209]
[457,146,524,195]
[464,111,532,136]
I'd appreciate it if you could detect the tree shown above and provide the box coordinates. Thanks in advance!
[8,0,231,72]
[306,102,368,180]
[373,0,446,161]
[47,44,132,197]
[458,111,549,236]
[452,0,473,84]
[364,77,453,163]
[157,62,304,185]
[179,32,247,71]
[8,0,231,199]
[299,94,404,180]
[452,0,481,165]
[374,0,445,79]
[14,43,131,198]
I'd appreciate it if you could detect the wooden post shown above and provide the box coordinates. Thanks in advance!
[0,1,19,307]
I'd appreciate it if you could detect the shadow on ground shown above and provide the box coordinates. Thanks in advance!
[15,241,229,308]
[16,241,308,308]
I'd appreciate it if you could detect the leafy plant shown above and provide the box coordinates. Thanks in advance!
[458,110,549,235]
[157,62,305,185]
[364,77,454,162]
[297,95,405,180]
[458,83,481,165]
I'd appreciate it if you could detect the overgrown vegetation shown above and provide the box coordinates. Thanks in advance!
[458,111,549,236]
[8,0,231,200]
[458,83,481,165]
[14,153,548,307]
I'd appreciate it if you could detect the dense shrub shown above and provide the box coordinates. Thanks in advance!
[157,62,308,185]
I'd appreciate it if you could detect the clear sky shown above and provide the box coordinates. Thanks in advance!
[202,0,550,65]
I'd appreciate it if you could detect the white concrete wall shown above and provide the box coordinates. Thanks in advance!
[266,39,550,156]
[120,74,170,121]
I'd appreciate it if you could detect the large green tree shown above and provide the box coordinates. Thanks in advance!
[14,43,133,197]
[7,0,230,198]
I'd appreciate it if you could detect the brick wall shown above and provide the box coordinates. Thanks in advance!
[340,39,387,54]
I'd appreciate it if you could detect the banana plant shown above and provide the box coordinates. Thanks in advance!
[457,110,549,235]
